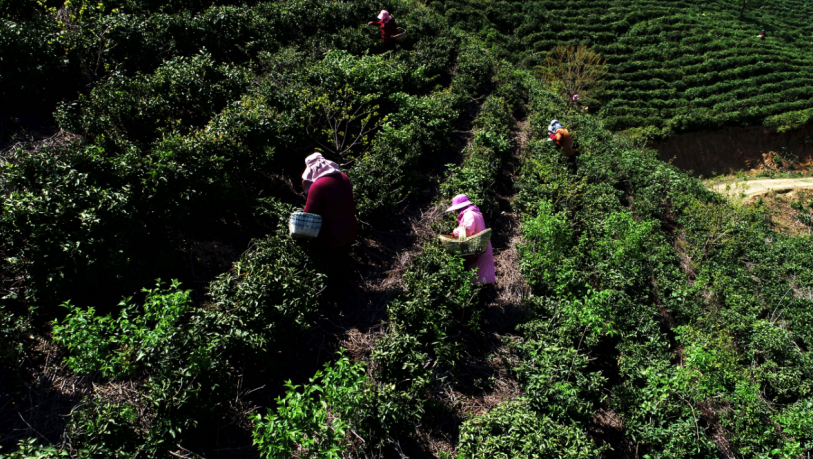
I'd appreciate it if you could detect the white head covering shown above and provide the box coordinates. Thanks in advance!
[548,119,564,134]
[302,153,341,194]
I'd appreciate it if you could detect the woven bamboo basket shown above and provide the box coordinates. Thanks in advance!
[289,212,322,239]
[438,228,492,256]
[392,27,407,43]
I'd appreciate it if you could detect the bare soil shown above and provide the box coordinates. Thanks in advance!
[654,125,813,177]
[746,188,813,236]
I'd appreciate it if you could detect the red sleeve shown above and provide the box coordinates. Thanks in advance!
[303,180,322,214]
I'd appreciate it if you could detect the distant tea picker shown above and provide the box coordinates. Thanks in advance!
[367,9,405,51]
[439,194,495,285]
[548,119,574,157]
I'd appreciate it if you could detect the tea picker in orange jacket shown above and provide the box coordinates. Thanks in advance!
[548,120,574,157]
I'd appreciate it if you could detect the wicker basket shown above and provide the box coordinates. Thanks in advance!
[392,27,407,43]
[438,228,492,256]
[289,212,322,239]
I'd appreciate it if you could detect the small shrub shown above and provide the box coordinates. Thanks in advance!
[53,280,193,378]
[205,201,324,358]
[252,352,369,459]
[458,398,607,459]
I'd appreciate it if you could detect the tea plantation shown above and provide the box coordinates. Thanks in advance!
[434,0,813,138]
[2,0,813,457]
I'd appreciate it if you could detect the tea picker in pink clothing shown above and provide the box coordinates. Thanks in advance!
[446,194,496,285]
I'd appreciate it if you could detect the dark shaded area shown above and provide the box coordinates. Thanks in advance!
[654,124,813,177]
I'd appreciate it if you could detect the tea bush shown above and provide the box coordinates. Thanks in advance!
[252,352,370,459]
[764,107,813,133]
[1,25,474,308]
[364,74,519,450]
[458,398,606,459]
[46,211,323,456]
[205,201,325,358]
[56,52,253,149]
[54,284,219,456]
[53,280,194,378]
[440,94,514,215]
[495,76,813,457]
[372,244,477,385]
[0,438,70,459]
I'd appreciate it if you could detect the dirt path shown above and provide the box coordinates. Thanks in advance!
[709,177,813,198]
[352,108,531,458]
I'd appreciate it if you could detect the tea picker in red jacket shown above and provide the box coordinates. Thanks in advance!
[368,10,398,51]
[301,152,358,307]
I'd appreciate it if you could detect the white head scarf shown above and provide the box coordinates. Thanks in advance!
[302,152,341,194]
[548,119,564,134]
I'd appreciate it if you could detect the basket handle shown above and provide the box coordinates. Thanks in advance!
[456,226,466,241]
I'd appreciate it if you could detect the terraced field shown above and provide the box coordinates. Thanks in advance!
[433,0,813,138]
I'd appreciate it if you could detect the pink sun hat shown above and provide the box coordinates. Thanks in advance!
[377,10,391,21]
[445,194,474,212]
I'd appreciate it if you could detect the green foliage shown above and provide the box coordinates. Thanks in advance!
[0,305,28,366]
[517,200,574,294]
[764,107,813,133]
[0,14,75,108]
[56,52,252,149]
[206,201,324,357]
[253,352,369,459]
[49,203,324,455]
[510,319,606,423]
[373,244,477,384]
[1,145,137,306]
[53,280,193,378]
[7,0,813,456]
[435,0,813,135]
[0,139,254,306]
[351,89,462,219]
[774,400,813,453]
[458,398,607,459]
[440,95,514,215]
[66,397,144,458]
[0,438,70,458]
[451,44,495,96]
[505,76,813,458]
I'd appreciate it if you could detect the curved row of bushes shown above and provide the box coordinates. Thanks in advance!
[432,0,813,138]
[0,1,497,456]
[250,57,522,457]
[460,74,813,458]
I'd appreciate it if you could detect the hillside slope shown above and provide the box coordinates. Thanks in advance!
[431,0,813,138]
[2,0,813,458]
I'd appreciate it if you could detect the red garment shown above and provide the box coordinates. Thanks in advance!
[550,128,574,157]
[378,18,398,43]
[303,172,358,248]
